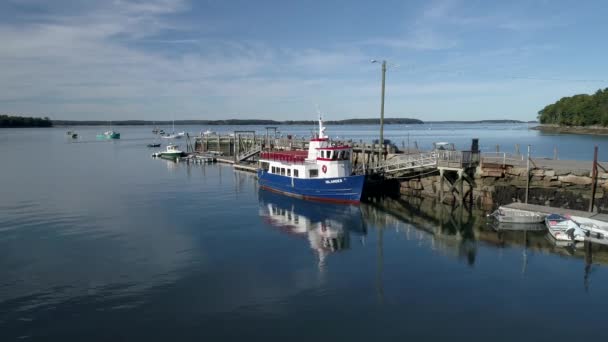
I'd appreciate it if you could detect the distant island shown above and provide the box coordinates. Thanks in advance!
[426,119,527,124]
[0,115,52,128]
[53,118,424,126]
[537,88,608,127]
[2,115,533,128]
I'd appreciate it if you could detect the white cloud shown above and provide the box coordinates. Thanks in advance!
[0,0,588,121]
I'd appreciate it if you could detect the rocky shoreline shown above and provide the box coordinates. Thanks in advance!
[398,163,608,213]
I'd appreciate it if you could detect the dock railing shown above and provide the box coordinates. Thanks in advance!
[370,151,438,174]
[480,152,524,167]
[437,150,479,169]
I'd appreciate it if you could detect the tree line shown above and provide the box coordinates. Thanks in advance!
[538,88,608,126]
[0,115,53,127]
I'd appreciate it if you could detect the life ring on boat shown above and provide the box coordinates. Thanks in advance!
[322,165,327,174]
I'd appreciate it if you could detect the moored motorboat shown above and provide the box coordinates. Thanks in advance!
[257,115,365,204]
[152,144,184,158]
[147,143,161,148]
[96,130,120,139]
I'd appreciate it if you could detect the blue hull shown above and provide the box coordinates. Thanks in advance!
[257,170,365,203]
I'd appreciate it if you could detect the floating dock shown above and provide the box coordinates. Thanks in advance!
[502,203,608,224]
[503,202,608,245]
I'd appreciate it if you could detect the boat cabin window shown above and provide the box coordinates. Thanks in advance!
[309,169,319,178]
[261,162,269,171]
[294,169,299,178]
[332,151,338,160]
[287,169,291,177]
[271,166,276,173]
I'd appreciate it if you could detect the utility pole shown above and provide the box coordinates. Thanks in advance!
[525,145,530,203]
[371,59,388,168]
[379,60,386,167]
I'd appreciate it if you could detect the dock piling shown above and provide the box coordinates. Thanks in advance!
[589,145,599,212]
[525,145,530,204]
[439,168,445,203]
[554,145,558,160]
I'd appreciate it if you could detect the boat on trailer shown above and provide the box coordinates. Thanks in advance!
[489,206,546,223]
[257,115,365,204]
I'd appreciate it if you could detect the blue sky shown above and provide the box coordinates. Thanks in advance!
[1,0,607,121]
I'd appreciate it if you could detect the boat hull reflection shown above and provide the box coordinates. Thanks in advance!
[258,189,366,259]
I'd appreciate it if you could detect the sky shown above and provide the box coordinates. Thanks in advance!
[1,0,607,121]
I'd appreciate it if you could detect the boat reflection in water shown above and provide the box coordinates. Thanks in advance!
[258,189,366,269]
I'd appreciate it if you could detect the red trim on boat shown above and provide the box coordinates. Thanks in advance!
[316,157,332,161]
[260,151,308,163]
[259,185,360,205]
[316,146,350,150]
[310,138,329,142]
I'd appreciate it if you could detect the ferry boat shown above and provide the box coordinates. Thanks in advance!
[257,116,365,204]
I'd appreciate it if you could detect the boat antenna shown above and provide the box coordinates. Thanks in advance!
[315,105,326,139]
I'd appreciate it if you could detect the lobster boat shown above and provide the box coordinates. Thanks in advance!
[257,116,365,204]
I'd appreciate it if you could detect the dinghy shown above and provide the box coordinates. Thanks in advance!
[489,207,546,224]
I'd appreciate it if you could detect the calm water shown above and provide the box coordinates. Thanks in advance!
[1,124,608,341]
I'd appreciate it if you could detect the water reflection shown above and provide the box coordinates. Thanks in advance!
[258,189,367,271]
[363,196,608,290]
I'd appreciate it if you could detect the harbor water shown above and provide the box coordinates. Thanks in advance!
[1,124,608,341]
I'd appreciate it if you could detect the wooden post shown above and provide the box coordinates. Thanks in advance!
[515,144,520,156]
[496,144,500,153]
[362,144,367,174]
[589,145,599,212]
[439,168,445,203]
[234,133,238,163]
[217,135,220,154]
[458,170,464,205]
[525,145,530,203]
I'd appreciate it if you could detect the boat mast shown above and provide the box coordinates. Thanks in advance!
[317,108,326,139]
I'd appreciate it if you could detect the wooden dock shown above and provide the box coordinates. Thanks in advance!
[215,156,258,173]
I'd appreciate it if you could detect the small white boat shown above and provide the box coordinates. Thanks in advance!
[545,214,586,242]
[162,119,184,139]
[202,130,216,136]
[161,132,184,139]
[489,207,546,223]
